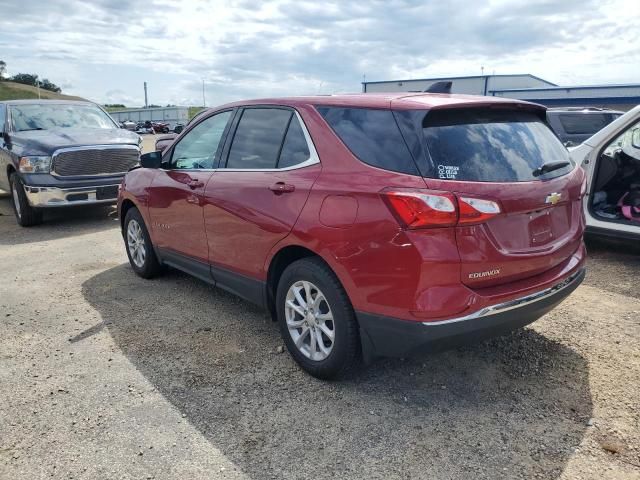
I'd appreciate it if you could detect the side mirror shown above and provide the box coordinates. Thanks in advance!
[139,151,163,169]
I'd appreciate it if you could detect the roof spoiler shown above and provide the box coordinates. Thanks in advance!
[424,81,452,94]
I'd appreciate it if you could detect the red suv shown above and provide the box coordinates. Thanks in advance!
[118,93,586,379]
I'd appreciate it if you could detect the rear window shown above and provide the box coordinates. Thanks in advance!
[317,107,419,175]
[422,109,573,182]
[558,113,611,135]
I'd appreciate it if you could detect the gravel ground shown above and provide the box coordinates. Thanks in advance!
[0,196,639,480]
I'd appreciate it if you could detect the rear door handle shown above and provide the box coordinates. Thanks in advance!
[269,182,295,194]
[188,178,204,189]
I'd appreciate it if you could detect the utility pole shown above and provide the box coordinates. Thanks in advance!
[202,78,206,107]
[36,77,41,99]
[144,81,148,108]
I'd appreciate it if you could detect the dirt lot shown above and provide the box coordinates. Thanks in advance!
[0,195,639,480]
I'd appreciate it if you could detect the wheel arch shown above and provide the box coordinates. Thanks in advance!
[265,245,341,321]
[119,198,138,232]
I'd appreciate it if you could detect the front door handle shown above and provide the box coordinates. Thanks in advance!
[269,182,295,194]
[188,178,204,189]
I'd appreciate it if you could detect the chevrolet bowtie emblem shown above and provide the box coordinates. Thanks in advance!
[545,192,562,205]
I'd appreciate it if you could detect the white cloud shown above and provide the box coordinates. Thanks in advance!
[0,0,638,106]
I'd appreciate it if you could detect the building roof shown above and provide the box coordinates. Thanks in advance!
[490,83,640,93]
[362,73,557,87]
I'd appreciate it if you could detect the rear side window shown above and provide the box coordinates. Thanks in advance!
[422,109,572,182]
[317,107,418,175]
[278,116,310,168]
[227,108,292,169]
[558,113,610,135]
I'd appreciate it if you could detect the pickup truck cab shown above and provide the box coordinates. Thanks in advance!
[570,104,640,241]
[0,99,141,226]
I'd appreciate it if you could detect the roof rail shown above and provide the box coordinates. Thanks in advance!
[547,106,609,111]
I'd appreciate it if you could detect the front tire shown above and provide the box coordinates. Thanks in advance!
[123,207,162,279]
[9,173,43,227]
[276,258,361,379]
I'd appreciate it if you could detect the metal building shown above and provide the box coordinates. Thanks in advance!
[362,74,640,111]
[362,74,555,96]
[108,106,189,130]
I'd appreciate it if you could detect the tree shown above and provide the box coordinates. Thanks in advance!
[10,73,39,87]
[39,78,61,93]
[0,61,6,80]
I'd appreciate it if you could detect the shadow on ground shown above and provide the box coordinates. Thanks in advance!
[82,264,592,479]
[0,196,118,245]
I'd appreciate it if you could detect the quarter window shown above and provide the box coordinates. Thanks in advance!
[171,110,232,169]
[558,113,610,135]
[227,108,292,169]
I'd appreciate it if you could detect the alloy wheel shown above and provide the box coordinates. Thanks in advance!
[127,219,146,268]
[285,280,335,361]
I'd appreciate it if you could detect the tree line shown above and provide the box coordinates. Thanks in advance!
[0,60,62,93]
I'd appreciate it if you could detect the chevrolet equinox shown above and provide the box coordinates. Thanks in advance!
[118,93,586,379]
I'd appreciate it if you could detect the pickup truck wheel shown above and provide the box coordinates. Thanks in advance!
[276,257,361,380]
[124,207,162,279]
[9,173,43,227]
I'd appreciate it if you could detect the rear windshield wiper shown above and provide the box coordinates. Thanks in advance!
[532,161,570,177]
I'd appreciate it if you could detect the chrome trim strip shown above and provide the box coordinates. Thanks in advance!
[160,111,320,173]
[51,144,140,177]
[422,268,584,326]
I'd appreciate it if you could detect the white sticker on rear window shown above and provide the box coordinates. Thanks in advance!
[438,165,459,179]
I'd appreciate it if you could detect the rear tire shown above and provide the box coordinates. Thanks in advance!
[276,257,361,379]
[123,207,162,279]
[9,173,43,227]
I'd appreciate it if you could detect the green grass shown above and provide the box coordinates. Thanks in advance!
[0,81,86,101]
[188,106,205,119]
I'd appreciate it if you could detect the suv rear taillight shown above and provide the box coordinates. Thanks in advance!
[382,189,501,229]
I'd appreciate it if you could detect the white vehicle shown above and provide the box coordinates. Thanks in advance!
[571,105,640,241]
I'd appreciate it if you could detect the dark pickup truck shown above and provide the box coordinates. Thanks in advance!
[0,100,141,226]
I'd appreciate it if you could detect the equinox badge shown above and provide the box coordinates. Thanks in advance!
[468,269,501,279]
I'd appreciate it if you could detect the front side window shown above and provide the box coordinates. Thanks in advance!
[9,103,116,131]
[226,108,292,169]
[422,108,573,182]
[171,110,232,169]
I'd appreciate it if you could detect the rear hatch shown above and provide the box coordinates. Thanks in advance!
[419,107,585,289]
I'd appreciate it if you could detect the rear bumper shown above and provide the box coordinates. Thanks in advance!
[23,184,120,208]
[357,267,585,359]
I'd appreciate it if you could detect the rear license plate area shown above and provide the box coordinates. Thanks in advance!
[96,186,118,200]
[528,210,553,245]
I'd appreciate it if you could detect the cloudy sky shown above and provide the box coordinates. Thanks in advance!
[0,0,638,107]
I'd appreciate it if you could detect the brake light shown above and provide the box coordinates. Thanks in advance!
[458,196,501,225]
[382,190,457,228]
[382,189,501,229]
